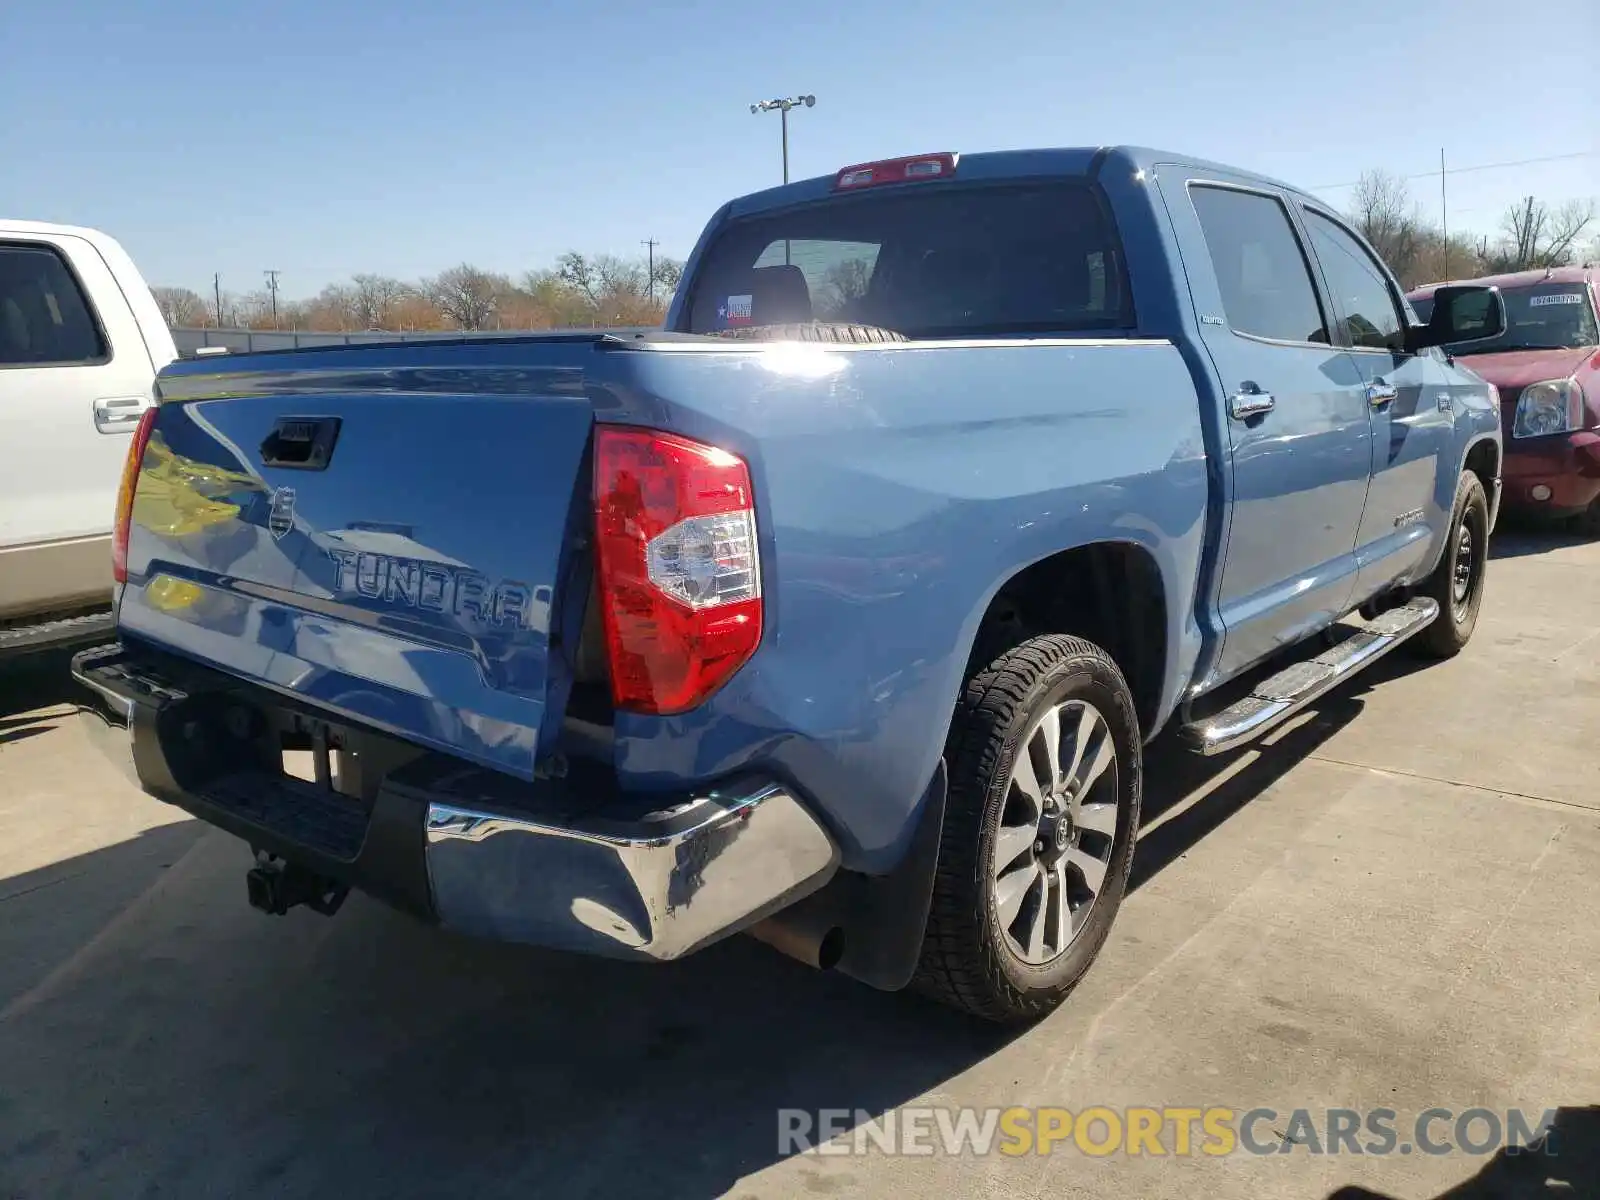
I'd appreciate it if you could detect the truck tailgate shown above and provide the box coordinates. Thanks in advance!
[118,384,594,779]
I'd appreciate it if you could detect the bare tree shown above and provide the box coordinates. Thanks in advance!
[1540,199,1596,267]
[1350,169,1425,281]
[230,289,281,330]
[299,284,359,330]
[555,252,602,309]
[652,256,684,296]
[425,264,509,330]
[165,247,679,333]
[1406,231,1480,289]
[557,252,670,305]
[1486,197,1598,272]
[593,254,645,300]
[818,258,872,317]
[348,274,411,329]
[151,286,209,327]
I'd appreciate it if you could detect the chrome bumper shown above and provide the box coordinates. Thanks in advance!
[74,643,166,790]
[425,785,838,960]
[71,644,839,962]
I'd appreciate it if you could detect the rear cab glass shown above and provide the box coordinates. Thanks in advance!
[681,182,1133,340]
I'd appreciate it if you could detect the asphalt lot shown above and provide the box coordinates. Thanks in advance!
[2,526,1597,1200]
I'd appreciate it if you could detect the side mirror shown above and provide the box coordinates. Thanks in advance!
[1407,284,1506,352]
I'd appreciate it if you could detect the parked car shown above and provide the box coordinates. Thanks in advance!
[1408,267,1599,533]
[74,147,1504,1023]
[0,220,176,660]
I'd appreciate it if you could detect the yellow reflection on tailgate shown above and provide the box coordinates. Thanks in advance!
[131,433,263,537]
[145,575,205,612]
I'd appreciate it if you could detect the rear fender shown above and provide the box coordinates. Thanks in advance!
[600,338,1209,874]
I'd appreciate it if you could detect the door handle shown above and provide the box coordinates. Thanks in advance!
[92,395,153,433]
[1228,383,1276,419]
[1366,380,1399,408]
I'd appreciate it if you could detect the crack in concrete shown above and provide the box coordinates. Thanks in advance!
[0,871,88,905]
[1306,754,1599,816]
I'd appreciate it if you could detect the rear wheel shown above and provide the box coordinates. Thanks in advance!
[1413,471,1489,659]
[914,635,1141,1024]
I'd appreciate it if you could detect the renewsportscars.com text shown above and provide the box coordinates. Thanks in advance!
[777,1106,1560,1158]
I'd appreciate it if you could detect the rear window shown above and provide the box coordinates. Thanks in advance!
[683,182,1132,340]
[0,242,108,366]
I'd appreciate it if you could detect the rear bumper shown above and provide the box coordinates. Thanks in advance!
[1501,432,1600,516]
[72,642,838,961]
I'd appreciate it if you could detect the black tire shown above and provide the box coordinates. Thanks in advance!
[1413,471,1489,658]
[710,321,907,345]
[1573,497,1600,538]
[913,635,1142,1024]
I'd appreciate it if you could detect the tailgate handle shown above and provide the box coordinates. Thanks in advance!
[261,416,341,471]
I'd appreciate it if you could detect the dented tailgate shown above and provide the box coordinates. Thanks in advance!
[118,354,596,780]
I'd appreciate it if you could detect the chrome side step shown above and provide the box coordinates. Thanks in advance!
[1182,597,1439,756]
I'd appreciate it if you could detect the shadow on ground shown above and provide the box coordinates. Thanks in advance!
[0,647,82,723]
[1488,515,1592,561]
[1327,1105,1600,1199]
[0,647,1441,1198]
[1134,634,1432,885]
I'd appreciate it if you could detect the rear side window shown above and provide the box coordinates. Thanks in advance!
[0,243,108,366]
[1190,186,1329,345]
[1303,210,1405,351]
[684,182,1132,339]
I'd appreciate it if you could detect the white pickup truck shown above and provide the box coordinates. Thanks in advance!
[0,220,176,660]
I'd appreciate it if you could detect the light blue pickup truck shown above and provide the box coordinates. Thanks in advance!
[75,146,1505,1023]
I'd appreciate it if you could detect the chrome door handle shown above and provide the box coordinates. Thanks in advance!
[1228,384,1275,419]
[1366,380,1399,408]
[92,395,152,433]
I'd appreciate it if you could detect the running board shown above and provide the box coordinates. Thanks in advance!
[0,609,115,661]
[1182,597,1439,756]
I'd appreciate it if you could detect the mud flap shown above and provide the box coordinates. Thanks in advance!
[770,760,947,992]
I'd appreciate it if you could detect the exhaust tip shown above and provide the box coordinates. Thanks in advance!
[815,926,845,972]
[748,914,846,972]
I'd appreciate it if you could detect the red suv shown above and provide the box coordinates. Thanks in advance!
[1409,267,1600,533]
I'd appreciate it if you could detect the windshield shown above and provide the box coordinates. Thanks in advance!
[682,182,1132,340]
[1411,283,1598,355]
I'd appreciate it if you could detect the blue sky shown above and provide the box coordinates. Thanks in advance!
[3,0,1595,299]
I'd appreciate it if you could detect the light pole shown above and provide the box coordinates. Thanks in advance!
[750,94,816,184]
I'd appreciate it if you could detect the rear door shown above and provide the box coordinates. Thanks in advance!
[1299,206,1451,593]
[1165,177,1373,680]
[0,235,156,618]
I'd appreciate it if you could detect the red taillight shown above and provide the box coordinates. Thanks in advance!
[111,405,159,584]
[834,152,959,191]
[593,427,763,715]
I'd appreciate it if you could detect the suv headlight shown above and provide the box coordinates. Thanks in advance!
[1512,378,1587,439]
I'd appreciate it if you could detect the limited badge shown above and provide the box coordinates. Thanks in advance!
[268,486,296,540]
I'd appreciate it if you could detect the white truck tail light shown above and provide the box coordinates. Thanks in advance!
[111,405,159,584]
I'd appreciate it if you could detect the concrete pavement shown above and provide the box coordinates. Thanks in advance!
[1,526,1596,1200]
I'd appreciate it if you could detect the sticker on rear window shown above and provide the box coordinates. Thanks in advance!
[1529,293,1584,306]
[718,294,754,328]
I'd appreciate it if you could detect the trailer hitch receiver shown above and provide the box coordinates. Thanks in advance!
[246,854,350,917]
